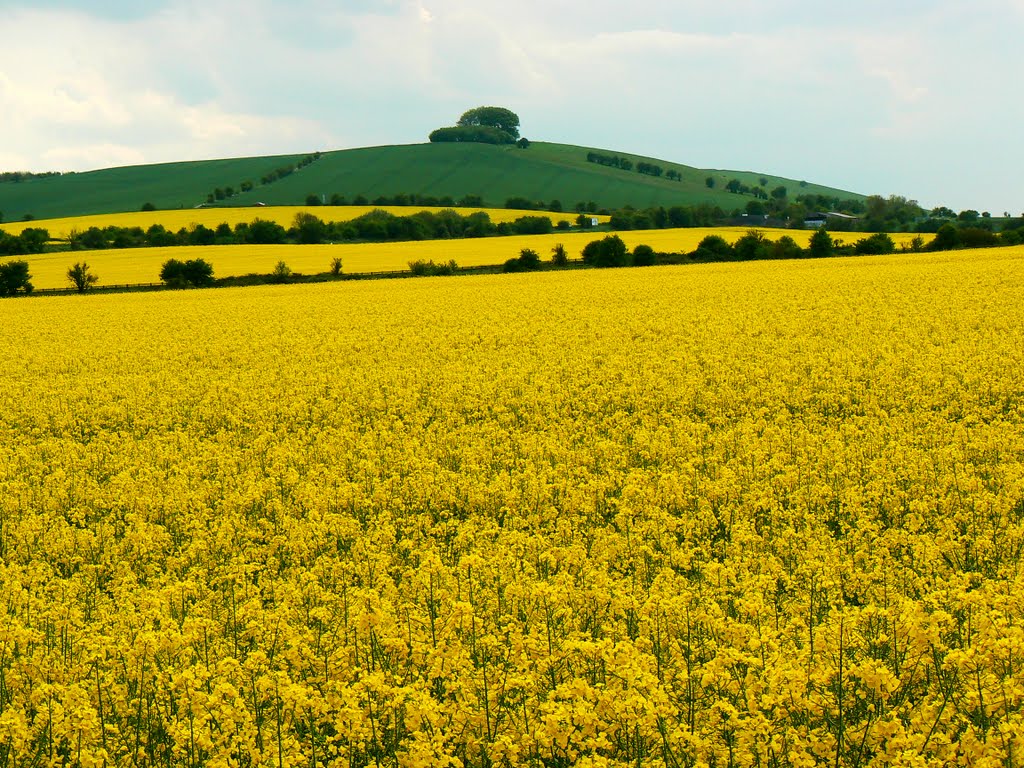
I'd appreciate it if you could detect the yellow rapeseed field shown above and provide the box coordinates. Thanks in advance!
[8,227,922,289]
[1,248,1023,766]
[0,206,602,240]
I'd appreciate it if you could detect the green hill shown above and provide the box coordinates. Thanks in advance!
[0,142,863,222]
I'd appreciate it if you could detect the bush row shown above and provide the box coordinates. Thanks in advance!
[62,209,565,251]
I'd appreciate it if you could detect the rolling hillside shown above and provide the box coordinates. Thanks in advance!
[0,142,864,222]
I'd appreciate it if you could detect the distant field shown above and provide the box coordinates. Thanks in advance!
[0,206,602,239]
[0,141,865,221]
[9,227,924,290]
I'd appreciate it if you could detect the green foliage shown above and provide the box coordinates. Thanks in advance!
[854,233,896,255]
[809,226,835,258]
[271,260,293,283]
[457,106,520,139]
[292,212,328,244]
[959,227,1000,248]
[408,259,459,276]
[861,195,924,231]
[511,215,553,235]
[67,262,98,292]
[930,224,962,251]
[504,248,542,273]
[0,259,33,296]
[771,236,804,260]
[551,243,569,266]
[733,230,772,261]
[0,227,49,256]
[505,196,539,210]
[586,152,634,171]
[160,258,214,288]
[692,235,734,261]
[632,244,656,266]
[243,218,288,244]
[582,235,629,268]
[429,125,516,144]
[330,257,343,276]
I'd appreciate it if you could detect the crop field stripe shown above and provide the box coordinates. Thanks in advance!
[2,227,925,290]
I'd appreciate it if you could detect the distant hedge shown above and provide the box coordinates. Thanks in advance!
[428,126,516,144]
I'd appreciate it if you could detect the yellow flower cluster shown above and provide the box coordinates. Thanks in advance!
[1,247,1023,766]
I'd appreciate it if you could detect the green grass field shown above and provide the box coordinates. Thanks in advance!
[0,142,863,222]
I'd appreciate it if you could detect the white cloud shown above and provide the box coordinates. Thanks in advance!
[0,0,1023,212]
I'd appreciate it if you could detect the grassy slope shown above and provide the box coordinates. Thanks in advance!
[0,142,864,222]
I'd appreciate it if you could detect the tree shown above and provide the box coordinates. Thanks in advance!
[582,235,629,268]
[18,228,49,254]
[771,235,804,260]
[929,223,961,251]
[551,243,568,266]
[457,106,520,139]
[517,137,531,148]
[271,260,292,283]
[330,257,343,276]
[160,258,214,288]
[504,247,542,273]
[809,226,834,258]
[733,230,771,261]
[705,177,715,189]
[292,212,327,244]
[0,260,33,296]
[141,202,156,211]
[632,244,656,266]
[67,262,98,292]
[854,233,896,255]
[692,235,733,261]
[245,218,288,244]
[188,224,216,246]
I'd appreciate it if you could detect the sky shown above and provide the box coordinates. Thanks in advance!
[1,0,1022,214]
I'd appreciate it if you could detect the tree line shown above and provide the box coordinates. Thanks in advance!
[0,171,66,184]
[495,229,905,273]
[585,152,683,181]
[192,152,323,208]
[2,219,1021,299]
[55,209,561,252]
[0,227,50,256]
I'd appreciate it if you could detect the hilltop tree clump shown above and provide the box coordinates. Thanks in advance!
[429,106,520,144]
